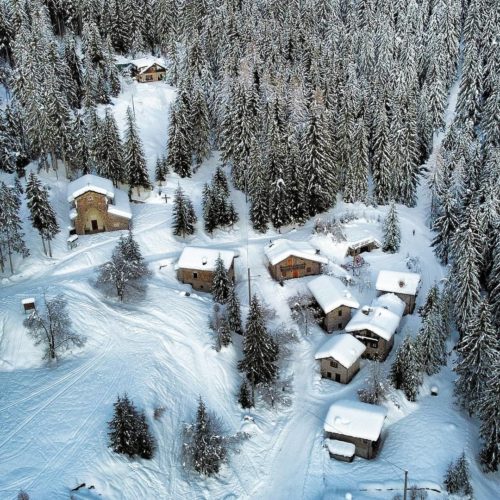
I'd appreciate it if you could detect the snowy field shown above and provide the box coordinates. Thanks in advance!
[0,80,498,499]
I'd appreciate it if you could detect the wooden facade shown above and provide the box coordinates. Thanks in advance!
[322,305,354,333]
[177,261,235,292]
[268,255,322,281]
[71,191,130,235]
[318,356,360,384]
[350,330,394,361]
[346,239,380,257]
[134,63,166,83]
[324,431,382,460]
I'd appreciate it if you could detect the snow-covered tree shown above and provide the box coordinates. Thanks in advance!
[358,360,390,405]
[212,256,231,304]
[238,381,253,409]
[24,293,86,361]
[343,117,368,204]
[226,286,243,335]
[382,202,401,253]
[172,186,197,237]
[444,453,473,498]
[155,157,168,186]
[166,91,192,178]
[390,336,421,402]
[97,107,124,187]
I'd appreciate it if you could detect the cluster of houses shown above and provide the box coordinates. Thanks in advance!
[65,174,420,463]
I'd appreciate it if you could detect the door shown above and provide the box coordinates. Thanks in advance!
[292,269,299,278]
[91,220,98,231]
[335,373,341,382]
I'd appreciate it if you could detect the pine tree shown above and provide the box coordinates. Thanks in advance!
[488,232,500,328]
[343,117,369,204]
[172,186,197,237]
[444,453,473,497]
[155,157,168,186]
[372,102,393,204]
[97,107,124,187]
[166,92,192,178]
[382,202,401,253]
[190,79,211,165]
[431,186,458,265]
[390,336,421,402]
[415,304,446,376]
[226,286,243,335]
[238,295,279,391]
[249,145,269,233]
[124,107,151,196]
[454,299,499,416]
[212,256,231,304]
[238,381,253,409]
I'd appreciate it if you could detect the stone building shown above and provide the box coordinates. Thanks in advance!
[307,275,360,332]
[375,270,421,315]
[177,247,236,292]
[315,334,366,384]
[264,239,327,281]
[67,174,131,235]
[324,400,387,460]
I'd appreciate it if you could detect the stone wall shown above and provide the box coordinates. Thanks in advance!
[319,357,360,384]
[324,305,354,332]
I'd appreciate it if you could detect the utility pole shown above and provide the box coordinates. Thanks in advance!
[248,267,251,305]
[403,469,408,500]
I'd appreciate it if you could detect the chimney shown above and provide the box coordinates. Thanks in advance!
[202,257,207,266]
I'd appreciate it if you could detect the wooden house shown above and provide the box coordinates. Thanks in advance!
[345,304,401,361]
[375,270,421,314]
[67,174,131,235]
[130,58,166,82]
[264,239,328,281]
[315,334,366,384]
[346,237,381,257]
[177,247,235,292]
[324,400,387,460]
[307,275,360,332]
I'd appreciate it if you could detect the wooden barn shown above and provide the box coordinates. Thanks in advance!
[324,400,387,460]
[67,174,131,236]
[307,275,360,332]
[264,240,328,281]
[315,334,366,384]
[346,237,381,257]
[375,270,421,314]
[177,247,235,292]
[130,58,166,82]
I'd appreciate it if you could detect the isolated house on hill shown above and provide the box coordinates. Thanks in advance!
[315,334,366,383]
[177,247,235,292]
[346,237,381,257]
[345,305,401,360]
[375,270,421,314]
[67,174,131,235]
[264,239,328,281]
[130,58,166,82]
[307,275,360,332]
[324,400,387,459]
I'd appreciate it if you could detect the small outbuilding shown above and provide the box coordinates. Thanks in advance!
[177,247,235,292]
[345,305,401,360]
[375,270,421,314]
[264,239,328,281]
[326,439,355,462]
[315,334,366,384]
[346,237,381,257]
[324,400,387,459]
[307,275,360,332]
[22,298,36,314]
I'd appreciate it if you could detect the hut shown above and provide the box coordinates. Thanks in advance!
[315,334,366,384]
[67,174,131,235]
[22,298,36,314]
[264,239,328,281]
[346,237,381,257]
[307,275,360,332]
[130,58,166,82]
[324,400,387,459]
[177,247,235,292]
[345,305,401,360]
[375,270,421,314]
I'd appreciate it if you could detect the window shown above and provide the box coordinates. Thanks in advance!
[338,323,342,329]
[146,74,153,81]
[306,267,311,272]
[338,310,342,316]
[200,285,204,289]
[330,360,338,368]
[192,272,198,279]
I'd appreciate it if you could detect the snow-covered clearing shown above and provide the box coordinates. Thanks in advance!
[0,80,498,499]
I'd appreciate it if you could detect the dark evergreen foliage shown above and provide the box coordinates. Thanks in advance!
[172,186,197,237]
[443,453,473,498]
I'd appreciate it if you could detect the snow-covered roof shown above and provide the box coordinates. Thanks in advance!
[67,174,115,202]
[345,306,400,341]
[108,189,132,220]
[177,247,235,272]
[264,239,328,266]
[315,334,366,369]
[67,234,78,242]
[371,293,405,318]
[347,237,381,251]
[114,55,131,66]
[130,57,166,73]
[308,275,360,314]
[326,439,355,458]
[21,298,35,305]
[324,400,387,442]
[375,270,421,296]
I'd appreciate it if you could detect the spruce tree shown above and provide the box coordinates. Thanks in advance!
[227,286,243,335]
[390,336,421,402]
[166,94,192,178]
[211,256,231,304]
[155,157,168,186]
[444,453,473,497]
[97,107,124,187]
[238,382,253,409]
[172,186,197,237]
[431,186,458,265]
[382,202,401,253]
[343,117,368,204]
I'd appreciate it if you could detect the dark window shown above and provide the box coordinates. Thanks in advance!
[306,267,311,272]
[338,323,342,329]
[91,220,98,231]
[338,310,342,316]
[335,374,341,382]
[146,74,153,81]
[330,360,338,368]
[200,285,204,289]
[193,272,198,279]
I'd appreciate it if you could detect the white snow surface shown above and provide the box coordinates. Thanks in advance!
[177,246,235,271]
[314,334,366,369]
[67,174,115,202]
[107,189,132,220]
[371,293,406,318]
[326,439,356,458]
[375,270,421,296]
[345,306,401,341]
[307,275,360,313]
[324,400,387,442]
[264,239,328,266]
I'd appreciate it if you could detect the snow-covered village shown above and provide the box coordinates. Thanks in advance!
[0,1,499,499]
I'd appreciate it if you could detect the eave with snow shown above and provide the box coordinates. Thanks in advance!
[346,236,381,257]
[307,275,360,332]
[129,57,167,82]
[375,270,421,314]
[67,174,131,236]
[264,239,328,281]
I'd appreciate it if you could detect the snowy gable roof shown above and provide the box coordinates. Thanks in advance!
[264,239,328,266]
[308,275,360,314]
[315,334,366,369]
[177,247,235,272]
[371,293,405,319]
[108,189,132,220]
[376,270,421,296]
[347,237,381,251]
[67,174,115,202]
[130,57,166,73]
[345,306,400,341]
[324,400,387,441]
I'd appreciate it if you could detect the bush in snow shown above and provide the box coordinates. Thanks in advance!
[382,201,401,253]
[24,293,86,361]
[443,453,473,498]
[108,394,155,459]
[97,232,151,301]
[358,360,390,405]
[260,375,293,409]
[17,490,29,500]
[289,292,321,336]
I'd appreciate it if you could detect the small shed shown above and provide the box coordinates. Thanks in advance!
[346,237,381,257]
[375,270,421,314]
[177,247,236,292]
[264,239,328,281]
[324,400,387,459]
[315,334,366,384]
[67,234,79,250]
[22,298,36,313]
[326,439,355,462]
[307,275,360,332]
